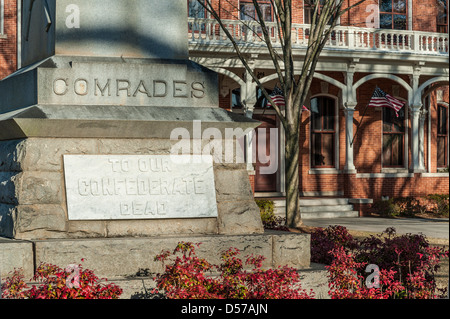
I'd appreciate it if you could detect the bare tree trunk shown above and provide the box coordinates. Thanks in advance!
[285,123,301,227]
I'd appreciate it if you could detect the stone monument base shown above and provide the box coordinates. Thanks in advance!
[0,231,311,280]
[0,136,263,240]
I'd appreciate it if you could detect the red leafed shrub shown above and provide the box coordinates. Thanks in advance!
[153,242,315,299]
[1,261,122,299]
[311,225,359,265]
[326,247,406,299]
[326,246,448,299]
[356,227,448,289]
[314,226,449,299]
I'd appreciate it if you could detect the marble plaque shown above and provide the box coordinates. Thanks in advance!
[63,155,218,220]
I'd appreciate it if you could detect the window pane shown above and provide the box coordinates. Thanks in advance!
[311,97,335,167]
[312,134,323,166]
[391,135,403,165]
[325,99,335,130]
[261,4,273,22]
[321,133,334,166]
[437,0,448,24]
[312,133,334,167]
[382,135,393,165]
[232,89,242,108]
[312,111,321,130]
[437,136,446,167]
[189,0,205,18]
[304,8,312,24]
[438,105,448,134]
[383,134,403,166]
[380,14,393,29]
[380,0,392,12]
[383,108,394,132]
[240,4,255,20]
[393,0,407,13]
[394,15,407,29]
[393,114,405,132]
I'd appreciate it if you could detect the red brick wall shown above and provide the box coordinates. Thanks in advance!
[0,0,17,80]
[344,174,450,200]
[264,75,448,200]
[208,0,447,33]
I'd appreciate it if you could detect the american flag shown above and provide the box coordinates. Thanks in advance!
[266,86,285,108]
[368,87,405,117]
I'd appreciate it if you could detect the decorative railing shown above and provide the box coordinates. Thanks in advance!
[188,18,449,55]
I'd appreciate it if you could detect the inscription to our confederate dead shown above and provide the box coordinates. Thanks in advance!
[63,155,218,220]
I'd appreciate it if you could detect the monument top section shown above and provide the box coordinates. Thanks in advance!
[22,0,188,68]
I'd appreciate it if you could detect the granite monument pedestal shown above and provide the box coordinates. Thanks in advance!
[0,0,310,282]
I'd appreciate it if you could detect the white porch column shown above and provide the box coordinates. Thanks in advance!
[418,109,427,171]
[410,62,426,172]
[410,103,424,172]
[343,59,358,174]
[344,103,357,173]
[242,69,258,172]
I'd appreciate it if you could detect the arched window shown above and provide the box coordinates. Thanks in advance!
[382,107,405,167]
[311,96,336,167]
[437,104,448,168]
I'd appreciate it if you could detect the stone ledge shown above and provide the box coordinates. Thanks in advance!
[1,232,310,280]
[348,198,373,204]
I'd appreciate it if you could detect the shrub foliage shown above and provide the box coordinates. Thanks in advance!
[1,261,122,299]
[312,226,449,299]
[153,242,314,299]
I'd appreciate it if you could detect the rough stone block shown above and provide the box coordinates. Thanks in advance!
[217,200,263,235]
[0,239,34,279]
[213,166,254,201]
[271,232,311,269]
[0,139,26,172]
[0,204,15,238]
[14,205,68,239]
[18,138,98,172]
[0,172,21,205]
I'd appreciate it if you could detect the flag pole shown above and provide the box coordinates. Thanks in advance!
[350,103,369,147]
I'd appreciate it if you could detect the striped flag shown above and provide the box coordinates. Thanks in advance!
[368,87,405,117]
[266,86,285,108]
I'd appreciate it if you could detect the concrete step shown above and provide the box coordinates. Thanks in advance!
[299,198,349,206]
[268,198,359,219]
[299,204,354,214]
[301,210,359,219]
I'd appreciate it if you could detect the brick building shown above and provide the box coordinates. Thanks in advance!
[187,0,449,215]
[0,0,17,80]
[1,0,449,216]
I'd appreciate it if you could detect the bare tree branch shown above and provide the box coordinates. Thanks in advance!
[251,0,286,88]
[199,0,287,126]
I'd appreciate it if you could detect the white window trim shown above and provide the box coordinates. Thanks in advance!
[437,101,450,170]
[302,0,341,25]
[308,94,340,172]
[380,96,409,170]
[0,0,5,35]
[378,0,413,30]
